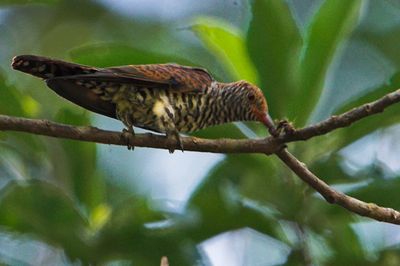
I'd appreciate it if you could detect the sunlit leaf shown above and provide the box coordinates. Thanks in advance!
[0,73,25,116]
[88,203,111,233]
[0,73,43,154]
[294,0,363,125]
[191,17,258,83]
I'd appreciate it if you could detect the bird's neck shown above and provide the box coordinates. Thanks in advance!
[206,82,252,124]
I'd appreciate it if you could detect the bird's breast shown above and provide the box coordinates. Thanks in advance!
[84,80,226,133]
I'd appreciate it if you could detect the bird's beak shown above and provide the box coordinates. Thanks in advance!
[261,113,278,137]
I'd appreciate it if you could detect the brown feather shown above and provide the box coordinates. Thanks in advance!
[103,64,213,93]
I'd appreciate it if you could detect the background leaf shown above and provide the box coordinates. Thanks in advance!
[0,180,90,261]
[247,0,302,118]
[294,0,363,125]
[53,108,105,211]
[2,0,400,265]
[192,17,258,83]
[0,0,58,5]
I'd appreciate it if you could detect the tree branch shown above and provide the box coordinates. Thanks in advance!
[0,114,281,154]
[1,89,400,224]
[275,149,400,224]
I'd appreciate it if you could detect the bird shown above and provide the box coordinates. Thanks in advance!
[11,55,276,152]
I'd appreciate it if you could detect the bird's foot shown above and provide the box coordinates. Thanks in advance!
[166,132,184,153]
[167,139,175,154]
[122,127,135,150]
[276,120,295,136]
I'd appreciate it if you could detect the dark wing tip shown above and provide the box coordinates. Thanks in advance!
[12,55,98,79]
[11,55,56,79]
[12,54,46,68]
[11,55,31,70]
[46,78,117,119]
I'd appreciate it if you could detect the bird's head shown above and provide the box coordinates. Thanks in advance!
[235,81,277,136]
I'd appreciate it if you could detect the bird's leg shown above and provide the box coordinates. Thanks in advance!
[118,109,135,150]
[161,111,183,153]
[173,130,184,153]
[122,125,135,150]
[165,131,182,153]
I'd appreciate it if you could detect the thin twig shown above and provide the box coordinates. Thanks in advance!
[275,149,400,224]
[279,89,400,143]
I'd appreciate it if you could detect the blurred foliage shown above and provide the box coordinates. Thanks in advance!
[295,0,362,125]
[247,0,301,118]
[1,0,400,265]
[192,17,258,83]
[70,43,196,68]
[0,0,59,4]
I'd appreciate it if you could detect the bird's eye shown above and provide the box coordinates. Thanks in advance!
[248,93,255,102]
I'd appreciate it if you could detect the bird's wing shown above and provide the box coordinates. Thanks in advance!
[52,64,214,93]
[103,64,214,93]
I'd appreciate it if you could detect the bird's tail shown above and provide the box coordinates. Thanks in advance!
[11,55,97,79]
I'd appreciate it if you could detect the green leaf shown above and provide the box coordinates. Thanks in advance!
[294,0,362,125]
[0,180,89,261]
[247,0,302,117]
[191,17,258,83]
[95,198,192,265]
[69,43,196,67]
[186,154,299,243]
[0,72,43,154]
[0,72,25,117]
[349,177,400,210]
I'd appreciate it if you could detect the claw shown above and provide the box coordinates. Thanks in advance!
[175,132,184,152]
[166,131,184,153]
[122,126,135,150]
[276,120,295,136]
[165,133,175,153]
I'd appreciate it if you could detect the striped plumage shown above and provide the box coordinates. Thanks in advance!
[11,55,275,152]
